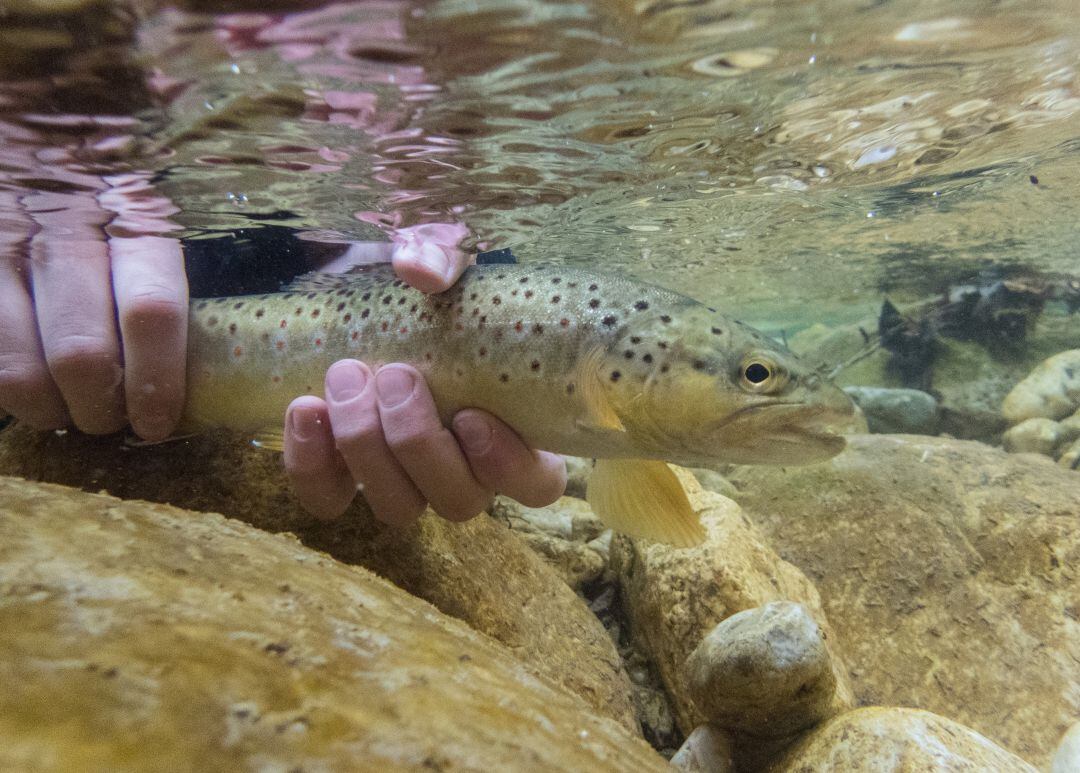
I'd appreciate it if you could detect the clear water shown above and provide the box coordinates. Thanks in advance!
[5,0,1075,331]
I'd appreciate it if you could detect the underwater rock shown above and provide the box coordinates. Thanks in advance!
[1001,416,1079,457]
[610,469,854,736]
[512,530,606,591]
[791,310,1078,443]
[686,602,845,739]
[563,456,593,499]
[1058,437,1080,470]
[670,725,735,773]
[769,708,1037,772]
[843,386,940,434]
[0,476,667,772]
[1002,349,1080,423]
[1052,722,1080,773]
[728,433,1080,766]
[0,424,638,732]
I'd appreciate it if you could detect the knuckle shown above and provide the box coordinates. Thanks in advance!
[0,351,51,398]
[46,334,117,381]
[121,287,186,330]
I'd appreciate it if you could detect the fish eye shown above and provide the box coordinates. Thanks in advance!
[738,355,788,393]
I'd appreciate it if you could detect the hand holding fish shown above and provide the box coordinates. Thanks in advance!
[282,360,567,524]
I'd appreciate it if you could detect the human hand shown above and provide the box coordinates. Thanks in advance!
[282,361,567,524]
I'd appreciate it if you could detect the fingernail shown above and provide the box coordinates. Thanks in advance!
[416,242,450,278]
[376,367,415,408]
[326,360,366,403]
[454,413,493,455]
[289,405,323,441]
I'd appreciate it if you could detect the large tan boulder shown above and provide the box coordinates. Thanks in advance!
[610,470,854,736]
[770,707,1037,772]
[0,476,667,772]
[0,425,637,731]
[729,433,1080,767]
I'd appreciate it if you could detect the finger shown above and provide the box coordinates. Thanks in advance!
[323,359,426,526]
[452,410,567,507]
[390,222,471,294]
[283,396,357,520]
[375,364,492,522]
[111,235,188,441]
[0,195,66,429]
[27,192,125,434]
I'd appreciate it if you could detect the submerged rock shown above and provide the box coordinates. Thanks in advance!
[670,725,735,773]
[770,708,1037,772]
[1052,722,1080,773]
[842,386,939,434]
[0,424,638,732]
[728,433,1080,767]
[1001,416,1079,457]
[686,602,845,739]
[0,476,668,772]
[1002,349,1080,423]
[610,470,854,737]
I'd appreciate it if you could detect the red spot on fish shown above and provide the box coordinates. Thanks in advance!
[381,322,389,332]
[524,290,534,299]
[455,322,464,331]
[560,318,569,327]
[280,320,287,329]
[311,309,320,318]
[343,313,352,323]
[276,341,285,350]
[315,338,322,347]
[233,346,242,357]
[272,375,281,383]
[351,331,359,340]
[514,321,523,332]
[400,326,408,334]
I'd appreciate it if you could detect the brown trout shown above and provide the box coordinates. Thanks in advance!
[184,263,853,546]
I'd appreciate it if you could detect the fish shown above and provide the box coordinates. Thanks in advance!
[182,263,854,547]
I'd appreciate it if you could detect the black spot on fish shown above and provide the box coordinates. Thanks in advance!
[602,315,618,326]
[196,302,208,311]
[500,373,509,382]
[566,383,575,394]
[711,327,724,335]
[306,292,317,300]
[361,309,370,319]
[207,316,218,326]
[233,302,245,310]
[492,295,502,305]
[552,277,561,284]
[343,313,352,323]
[658,341,668,349]
[519,276,529,284]
[295,307,303,316]
[660,364,670,373]
[362,292,371,301]
[256,309,264,318]
[692,359,707,371]
[643,353,654,364]
[398,297,407,305]
[228,323,237,335]
[337,302,346,312]
[624,350,634,359]
[382,295,392,304]
[630,336,641,344]
[533,323,544,334]
[479,346,487,357]
[634,300,649,311]
[410,304,418,313]
[551,295,561,303]
[588,284,598,291]
[660,315,672,324]
[610,370,621,382]
[531,360,541,371]
[525,290,534,299]
[311,309,321,318]
[470,293,478,300]
[589,299,601,309]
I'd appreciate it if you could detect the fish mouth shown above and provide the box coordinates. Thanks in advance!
[710,399,853,465]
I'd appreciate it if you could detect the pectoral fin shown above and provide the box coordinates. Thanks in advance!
[586,458,706,547]
[575,347,626,433]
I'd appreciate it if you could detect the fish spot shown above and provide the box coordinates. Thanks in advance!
[602,315,618,326]
[207,316,219,327]
[470,293,478,300]
[588,283,598,291]
[454,322,464,331]
[511,289,518,296]
[660,315,672,324]
[233,302,245,310]
[351,331,359,340]
[551,295,561,303]
[630,336,641,344]
[610,370,621,382]
[552,277,561,284]
[361,309,370,319]
[533,323,544,334]
[531,360,541,371]
[306,292,317,300]
[479,346,487,357]
[711,326,724,336]
[472,308,480,317]
[400,327,409,334]
[343,313,352,323]
[196,301,208,311]
[295,307,303,316]
[456,367,464,377]
[381,322,389,332]
[497,273,506,280]
[643,353,654,364]
[524,290,534,299]
[272,375,281,383]
[410,304,418,313]
[634,300,649,311]
[567,281,578,288]
[500,373,509,382]
[228,323,237,335]
[382,295,392,304]
[515,321,524,332]
[315,338,323,347]
[392,279,403,288]
[624,350,634,359]
[276,340,286,350]
[658,341,668,349]
[337,302,346,312]
[256,309,264,318]
[425,352,433,361]
[280,320,288,329]
[283,294,295,301]
[566,383,575,394]
[519,276,529,283]
[560,318,570,327]
[233,346,242,357]
[660,364,670,373]
[362,292,371,301]
[480,315,488,324]
[311,309,321,318]
[589,299,601,309]
[399,297,407,305]
[260,332,270,342]
[346,290,356,297]
[492,295,502,305]
[692,359,707,371]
